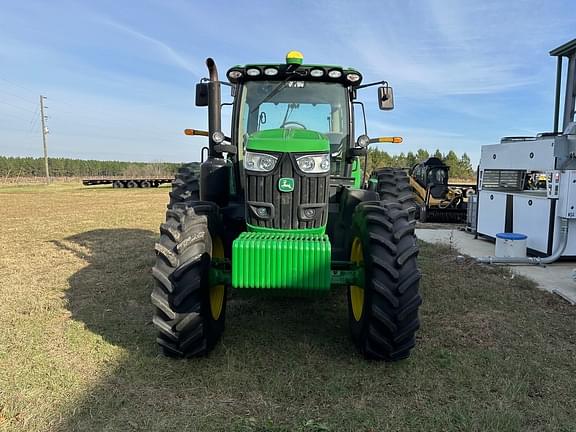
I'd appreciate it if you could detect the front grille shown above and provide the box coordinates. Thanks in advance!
[245,153,329,229]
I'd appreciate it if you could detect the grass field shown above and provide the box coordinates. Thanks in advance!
[1,182,576,431]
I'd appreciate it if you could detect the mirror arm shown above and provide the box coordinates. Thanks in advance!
[200,77,232,87]
[356,80,388,90]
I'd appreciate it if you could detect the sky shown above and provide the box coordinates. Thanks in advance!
[0,0,575,164]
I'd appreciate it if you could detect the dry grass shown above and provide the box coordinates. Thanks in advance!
[1,182,575,431]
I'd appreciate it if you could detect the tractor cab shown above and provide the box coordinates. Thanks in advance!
[411,157,450,199]
[226,52,372,185]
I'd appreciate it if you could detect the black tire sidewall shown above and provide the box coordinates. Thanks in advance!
[347,209,372,348]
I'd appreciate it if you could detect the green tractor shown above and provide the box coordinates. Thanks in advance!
[151,51,422,361]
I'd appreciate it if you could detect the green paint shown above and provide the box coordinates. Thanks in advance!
[209,259,231,286]
[286,57,303,65]
[211,255,364,290]
[330,267,364,286]
[278,177,294,192]
[246,128,330,153]
[246,223,326,235]
[232,232,331,291]
[351,158,362,188]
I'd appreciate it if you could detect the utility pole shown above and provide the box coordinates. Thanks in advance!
[39,95,50,184]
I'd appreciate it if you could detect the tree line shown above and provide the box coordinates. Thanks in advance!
[0,156,199,178]
[1,149,475,180]
[365,148,475,179]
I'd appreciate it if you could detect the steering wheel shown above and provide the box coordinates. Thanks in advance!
[281,121,307,129]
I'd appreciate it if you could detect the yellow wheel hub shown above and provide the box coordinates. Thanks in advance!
[209,237,225,320]
[350,237,364,322]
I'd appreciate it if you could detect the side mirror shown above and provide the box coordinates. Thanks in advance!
[195,83,209,107]
[378,86,394,110]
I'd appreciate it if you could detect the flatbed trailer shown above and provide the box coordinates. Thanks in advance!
[82,178,173,188]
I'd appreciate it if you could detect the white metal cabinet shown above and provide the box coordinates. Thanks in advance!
[512,194,551,254]
[480,139,556,172]
[477,190,507,237]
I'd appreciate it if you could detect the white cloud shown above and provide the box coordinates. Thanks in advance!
[94,16,201,76]
[308,0,569,97]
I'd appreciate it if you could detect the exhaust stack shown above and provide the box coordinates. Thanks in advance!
[206,58,222,156]
[200,57,229,206]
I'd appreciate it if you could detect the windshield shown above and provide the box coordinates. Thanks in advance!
[428,167,448,185]
[237,80,350,157]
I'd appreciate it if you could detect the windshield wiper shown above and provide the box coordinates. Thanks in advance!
[249,75,295,116]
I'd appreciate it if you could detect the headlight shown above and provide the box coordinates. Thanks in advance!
[296,154,330,173]
[346,73,361,82]
[310,69,325,77]
[264,67,279,76]
[244,151,278,172]
[328,70,342,79]
[212,131,225,143]
[246,68,261,77]
[227,70,243,80]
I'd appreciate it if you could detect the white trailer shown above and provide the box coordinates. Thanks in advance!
[475,39,576,258]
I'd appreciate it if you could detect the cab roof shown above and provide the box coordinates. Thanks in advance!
[225,63,363,87]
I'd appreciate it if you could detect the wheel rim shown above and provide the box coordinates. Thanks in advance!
[349,237,364,322]
[209,237,225,320]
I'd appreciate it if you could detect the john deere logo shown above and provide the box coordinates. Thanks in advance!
[279,178,294,192]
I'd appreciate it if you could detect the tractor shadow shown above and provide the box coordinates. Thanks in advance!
[54,228,358,430]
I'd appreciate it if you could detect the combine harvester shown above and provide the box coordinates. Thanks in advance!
[150,51,422,361]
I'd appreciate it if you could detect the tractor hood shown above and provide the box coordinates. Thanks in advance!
[246,128,329,153]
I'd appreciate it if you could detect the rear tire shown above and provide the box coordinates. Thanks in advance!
[347,201,422,361]
[126,180,138,188]
[151,201,226,358]
[113,180,124,188]
[140,180,151,188]
[169,163,199,208]
[371,168,417,217]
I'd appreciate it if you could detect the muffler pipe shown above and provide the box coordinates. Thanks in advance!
[206,58,221,156]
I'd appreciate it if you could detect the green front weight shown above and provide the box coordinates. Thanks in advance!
[209,256,363,291]
[232,232,332,291]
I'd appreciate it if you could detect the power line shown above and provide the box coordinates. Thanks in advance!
[0,99,36,113]
[0,75,39,97]
[29,106,39,132]
[0,111,32,122]
[0,88,36,105]
[40,95,50,184]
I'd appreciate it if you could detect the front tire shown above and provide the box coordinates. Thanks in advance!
[347,201,422,361]
[151,201,226,357]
